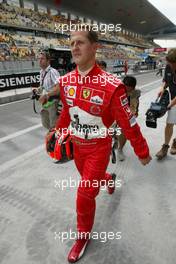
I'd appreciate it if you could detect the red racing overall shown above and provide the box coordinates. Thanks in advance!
[56,64,149,235]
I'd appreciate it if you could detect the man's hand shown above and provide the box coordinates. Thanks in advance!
[167,105,171,111]
[139,155,152,165]
[39,94,48,105]
[158,88,164,98]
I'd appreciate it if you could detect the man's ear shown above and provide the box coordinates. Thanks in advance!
[92,42,99,52]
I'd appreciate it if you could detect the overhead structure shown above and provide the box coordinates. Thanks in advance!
[32,0,175,37]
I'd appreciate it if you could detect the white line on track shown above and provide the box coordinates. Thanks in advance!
[0,124,42,143]
[139,79,162,89]
[0,98,30,107]
[0,144,44,175]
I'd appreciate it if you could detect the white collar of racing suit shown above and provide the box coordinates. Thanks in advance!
[78,65,94,77]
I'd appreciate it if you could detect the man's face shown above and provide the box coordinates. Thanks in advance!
[39,54,49,69]
[126,86,134,94]
[70,31,97,67]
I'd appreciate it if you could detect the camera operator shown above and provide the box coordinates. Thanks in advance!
[33,50,60,130]
[156,49,176,159]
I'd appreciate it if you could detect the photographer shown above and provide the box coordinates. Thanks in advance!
[33,50,60,130]
[156,49,176,159]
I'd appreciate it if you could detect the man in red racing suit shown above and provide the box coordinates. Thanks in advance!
[55,28,151,263]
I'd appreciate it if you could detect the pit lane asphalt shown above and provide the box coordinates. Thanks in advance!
[0,72,176,264]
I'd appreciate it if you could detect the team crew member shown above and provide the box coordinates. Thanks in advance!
[36,50,60,130]
[116,75,141,161]
[56,28,151,263]
[156,49,176,159]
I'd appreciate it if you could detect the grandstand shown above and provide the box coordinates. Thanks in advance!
[0,0,158,67]
[0,0,167,95]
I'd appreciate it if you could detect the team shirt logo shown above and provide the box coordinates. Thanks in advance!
[123,105,136,126]
[68,87,75,96]
[82,89,91,99]
[80,87,92,101]
[80,87,105,105]
[90,105,101,115]
[123,105,133,119]
[66,98,74,106]
[90,95,103,105]
[120,94,128,106]
[129,116,137,127]
[64,86,77,99]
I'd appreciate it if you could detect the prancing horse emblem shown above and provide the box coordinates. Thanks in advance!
[83,89,91,99]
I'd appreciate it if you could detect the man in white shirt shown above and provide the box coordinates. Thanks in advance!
[37,50,60,130]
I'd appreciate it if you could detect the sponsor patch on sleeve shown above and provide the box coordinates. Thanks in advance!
[129,116,137,127]
[123,105,133,119]
[120,94,128,106]
[123,105,136,126]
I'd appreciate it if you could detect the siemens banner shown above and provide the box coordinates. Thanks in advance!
[0,72,40,91]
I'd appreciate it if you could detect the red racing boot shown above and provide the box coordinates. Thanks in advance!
[107,173,117,195]
[67,238,90,263]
